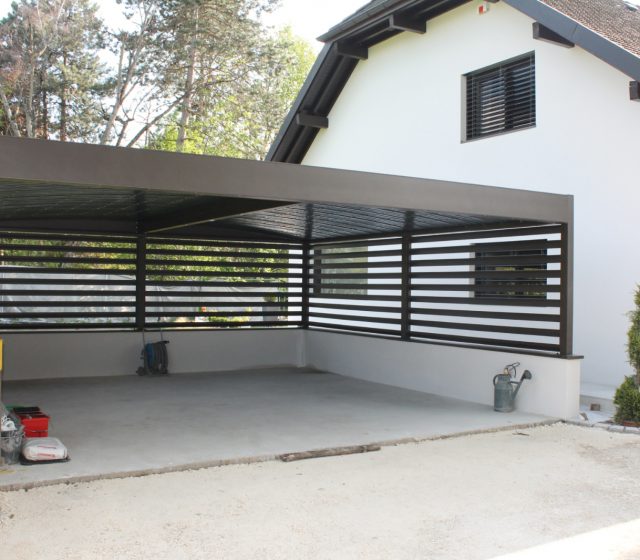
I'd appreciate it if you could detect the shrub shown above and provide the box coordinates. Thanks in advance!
[614,376,640,423]
[628,286,640,386]
[614,286,640,423]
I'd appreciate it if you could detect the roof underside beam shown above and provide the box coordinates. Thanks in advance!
[140,198,291,234]
[336,42,368,60]
[389,13,427,34]
[295,112,329,129]
[532,22,574,48]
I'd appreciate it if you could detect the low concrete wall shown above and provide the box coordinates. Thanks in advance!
[305,330,581,419]
[0,329,304,381]
[1,328,580,418]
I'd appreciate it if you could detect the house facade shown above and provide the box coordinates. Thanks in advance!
[269,0,640,390]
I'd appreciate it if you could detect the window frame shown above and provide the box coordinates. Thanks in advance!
[463,52,536,142]
[473,242,548,300]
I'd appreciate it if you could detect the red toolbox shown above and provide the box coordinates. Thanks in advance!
[14,408,50,438]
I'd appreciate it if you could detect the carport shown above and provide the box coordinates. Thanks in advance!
[0,137,578,488]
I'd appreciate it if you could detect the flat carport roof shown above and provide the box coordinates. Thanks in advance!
[0,137,572,241]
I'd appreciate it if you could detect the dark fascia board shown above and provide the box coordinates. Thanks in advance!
[0,137,573,226]
[265,44,333,162]
[319,0,416,43]
[268,0,640,164]
[504,0,640,81]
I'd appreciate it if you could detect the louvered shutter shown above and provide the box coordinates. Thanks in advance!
[466,53,536,140]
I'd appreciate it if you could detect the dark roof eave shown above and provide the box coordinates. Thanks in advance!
[267,0,640,164]
[505,0,640,81]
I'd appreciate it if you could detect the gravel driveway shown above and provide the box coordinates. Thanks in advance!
[1,423,639,560]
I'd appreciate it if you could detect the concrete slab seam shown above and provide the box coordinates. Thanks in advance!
[0,418,559,493]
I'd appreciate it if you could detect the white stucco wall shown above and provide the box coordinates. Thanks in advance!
[0,329,304,381]
[305,330,580,419]
[302,2,640,387]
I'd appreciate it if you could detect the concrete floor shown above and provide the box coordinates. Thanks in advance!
[0,367,549,489]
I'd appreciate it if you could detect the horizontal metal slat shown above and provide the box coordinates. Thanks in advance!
[411,225,561,245]
[408,255,561,267]
[145,320,302,329]
[311,248,402,261]
[310,293,401,302]
[411,283,560,293]
[145,290,298,298]
[146,269,301,279]
[410,239,560,257]
[309,302,400,314]
[410,296,560,308]
[410,319,559,338]
[309,312,401,325]
[0,301,135,308]
[0,289,137,297]
[0,312,135,319]
[0,278,135,286]
[411,270,560,280]
[410,333,559,352]
[0,243,137,255]
[146,281,301,288]
[410,308,559,322]
[0,266,135,275]
[147,239,300,251]
[308,323,400,337]
[0,322,136,330]
[0,255,136,265]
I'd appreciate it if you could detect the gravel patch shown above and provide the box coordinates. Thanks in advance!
[1,423,640,560]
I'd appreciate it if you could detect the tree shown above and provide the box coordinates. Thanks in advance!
[628,285,640,386]
[0,0,104,141]
[613,286,640,423]
[150,26,314,159]
[100,0,284,148]
[0,0,314,155]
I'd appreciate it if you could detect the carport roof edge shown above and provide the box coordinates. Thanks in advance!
[0,137,572,239]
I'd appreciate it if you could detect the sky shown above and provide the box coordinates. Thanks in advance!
[0,0,366,51]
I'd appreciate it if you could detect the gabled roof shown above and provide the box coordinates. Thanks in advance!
[267,0,640,164]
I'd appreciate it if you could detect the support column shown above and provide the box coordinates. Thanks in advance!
[135,234,147,331]
[301,242,310,329]
[400,232,411,341]
[559,222,573,356]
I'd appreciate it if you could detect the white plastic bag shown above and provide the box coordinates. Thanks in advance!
[22,437,68,461]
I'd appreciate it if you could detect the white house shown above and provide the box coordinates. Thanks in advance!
[268,0,640,397]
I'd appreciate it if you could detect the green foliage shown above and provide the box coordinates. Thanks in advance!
[150,26,314,159]
[613,286,640,423]
[614,376,640,423]
[0,0,315,156]
[628,285,640,385]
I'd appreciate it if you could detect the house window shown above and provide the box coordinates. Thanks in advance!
[465,53,536,141]
[312,247,368,296]
[474,245,547,299]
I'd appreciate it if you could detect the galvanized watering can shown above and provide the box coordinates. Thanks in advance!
[493,362,532,413]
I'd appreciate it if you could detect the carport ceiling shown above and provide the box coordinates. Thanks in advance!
[0,137,573,242]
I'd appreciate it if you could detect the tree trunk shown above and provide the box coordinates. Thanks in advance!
[60,53,67,141]
[176,6,199,152]
[42,87,49,139]
[0,89,21,137]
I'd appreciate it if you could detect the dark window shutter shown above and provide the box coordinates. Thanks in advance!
[466,53,536,140]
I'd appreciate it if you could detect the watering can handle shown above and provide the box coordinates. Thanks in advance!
[493,374,500,386]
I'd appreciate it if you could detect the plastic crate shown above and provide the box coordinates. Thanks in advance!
[16,411,49,438]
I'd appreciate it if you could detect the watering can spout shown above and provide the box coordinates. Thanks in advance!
[511,370,532,401]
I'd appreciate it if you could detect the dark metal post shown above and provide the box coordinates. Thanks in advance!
[301,242,310,329]
[135,234,146,331]
[559,222,573,356]
[400,232,411,341]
